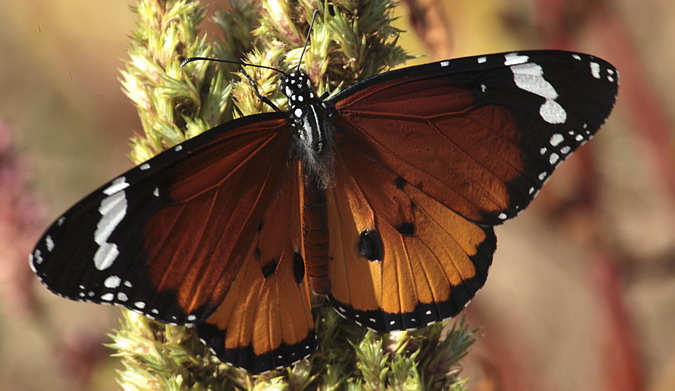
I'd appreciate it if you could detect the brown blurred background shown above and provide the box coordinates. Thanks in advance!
[1,1,673,390]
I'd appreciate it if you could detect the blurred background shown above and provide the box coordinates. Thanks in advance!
[1,0,673,390]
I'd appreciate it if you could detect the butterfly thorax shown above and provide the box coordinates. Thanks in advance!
[282,72,332,153]
[282,71,335,188]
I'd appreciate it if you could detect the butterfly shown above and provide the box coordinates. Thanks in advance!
[30,50,618,373]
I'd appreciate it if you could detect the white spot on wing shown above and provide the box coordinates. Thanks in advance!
[104,275,121,288]
[95,178,129,270]
[117,292,128,302]
[175,145,183,152]
[33,249,43,264]
[139,163,150,170]
[510,62,567,124]
[550,133,564,147]
[45,235,55,251]
[103,177,129,196]
[440,60,449,67]
[96,193,126,242]
[94,243,119,271]
[477,56,487,64]
[101,293,114,301]
[539,101,566,124]
[549,153,560,165]
[590,62,601,79]
[134,301,146,309]
[504,53,529,66]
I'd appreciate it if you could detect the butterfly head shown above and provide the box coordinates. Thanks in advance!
[281,72,318,107]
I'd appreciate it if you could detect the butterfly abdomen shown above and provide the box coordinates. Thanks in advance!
[301,176,331,294]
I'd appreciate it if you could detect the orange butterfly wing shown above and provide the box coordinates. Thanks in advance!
[326,137,495,330]
[32,114,314,373]
[329,52,617,226]
[331,76,522,226]
[197,160,315,373]
[323,52,617,331]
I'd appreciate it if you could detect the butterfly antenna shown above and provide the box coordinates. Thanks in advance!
[180,57,288,78]
[181,57,286,113]
[296,10,320,72]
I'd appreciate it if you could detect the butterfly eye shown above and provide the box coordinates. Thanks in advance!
[358,229,384,261]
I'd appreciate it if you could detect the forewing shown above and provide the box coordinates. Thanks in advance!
[330,50,618,225]
[31,113,294,326]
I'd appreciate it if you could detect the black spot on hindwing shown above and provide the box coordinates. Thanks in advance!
[395,222,415,236]
[262,259,278,278]
[358,229,384,261]
[394,176,407,190]
[293,252,305,284]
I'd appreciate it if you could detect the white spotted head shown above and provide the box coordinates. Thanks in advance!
[281,71,317,116]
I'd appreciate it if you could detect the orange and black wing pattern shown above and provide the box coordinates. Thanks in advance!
[326,140,495,330]
[31,113,314,373]
[30,50,618,373]
[324,51,617,331]
[330,51,618,226]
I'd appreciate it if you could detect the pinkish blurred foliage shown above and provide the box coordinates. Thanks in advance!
[57,328,110,386]
[0,120,109,387]
[0,119,44,318]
